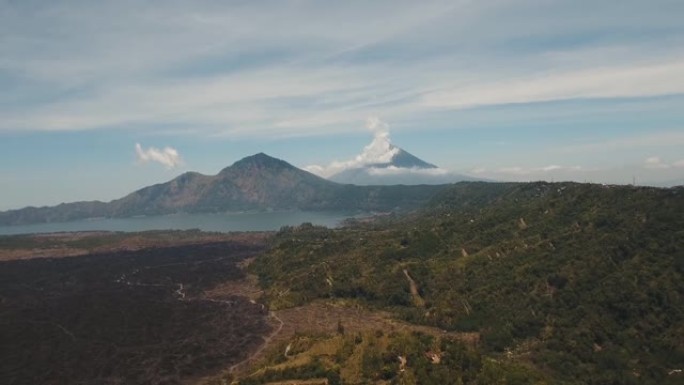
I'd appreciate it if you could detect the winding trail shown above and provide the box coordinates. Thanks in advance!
[171,278,286,375]
[403,268,425,307]
[118,256,286,378]
[175,283,186,299]
[123,276,281,374]
[229,311,285,373]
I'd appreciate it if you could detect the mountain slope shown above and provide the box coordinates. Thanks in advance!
[252,182,684,384]
[205,153,340,210]
[0,153,448,226]
[373,146,437,169]
[107,153,339,216]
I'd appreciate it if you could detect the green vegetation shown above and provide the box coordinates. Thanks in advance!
[3,181,682,384]
[252,182,684,384]
[236,329,546,385]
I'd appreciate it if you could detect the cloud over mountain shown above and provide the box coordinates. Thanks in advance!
[135,143,182,169]
[305,118,475,185]
[305,117,402,178]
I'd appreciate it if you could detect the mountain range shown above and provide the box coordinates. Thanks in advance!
[0,153,448,226]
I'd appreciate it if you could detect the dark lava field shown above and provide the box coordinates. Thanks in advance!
[0,237,271,385]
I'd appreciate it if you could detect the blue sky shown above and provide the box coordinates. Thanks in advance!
[1,0,684,210]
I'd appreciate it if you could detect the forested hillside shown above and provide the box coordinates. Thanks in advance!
[251,182,684,384]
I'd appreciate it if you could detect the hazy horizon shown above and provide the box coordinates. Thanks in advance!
[1,1,683,210]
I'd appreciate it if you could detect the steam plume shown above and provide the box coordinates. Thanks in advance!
[135,143,182,169]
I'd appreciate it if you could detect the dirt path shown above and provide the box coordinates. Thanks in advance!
[193,296,480,384]
[194,267,477,383]
[229,311,285,373]
[259,380,328,385]
[402,269,425,307]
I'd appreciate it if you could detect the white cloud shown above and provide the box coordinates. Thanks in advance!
[644,156,684,169]
[3,0,684,208]
[367,166,448,176]
[644,156,670,169]
[135,143,182,169]
[359,117,400,164]
[304,117,456,181]
[305,117,401,177]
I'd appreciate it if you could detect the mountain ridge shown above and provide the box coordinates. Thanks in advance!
[0,153,448,226]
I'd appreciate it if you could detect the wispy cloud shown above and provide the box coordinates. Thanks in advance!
[644,156,669,169]
[469,157,684,186]
[559,131,684,154]
[0,1,682,137]
[135,143,182,169]
[472,165,583,176]
[3,0,684,209]
[644,156,684,169]
[367,166,448,177]
[420,59,684,110]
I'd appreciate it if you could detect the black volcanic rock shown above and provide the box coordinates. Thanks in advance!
[0,153,448,226]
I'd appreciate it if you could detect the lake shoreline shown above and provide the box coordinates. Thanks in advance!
[0,210,363,236]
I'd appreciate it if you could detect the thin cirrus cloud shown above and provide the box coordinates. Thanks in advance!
[420,60,684,110]
[0,0,682,138]
[135,143,183,169]
[558,131,684,154]
[2,0,684,211]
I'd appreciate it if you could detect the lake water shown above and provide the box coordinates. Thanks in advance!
[0,211,360,236]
